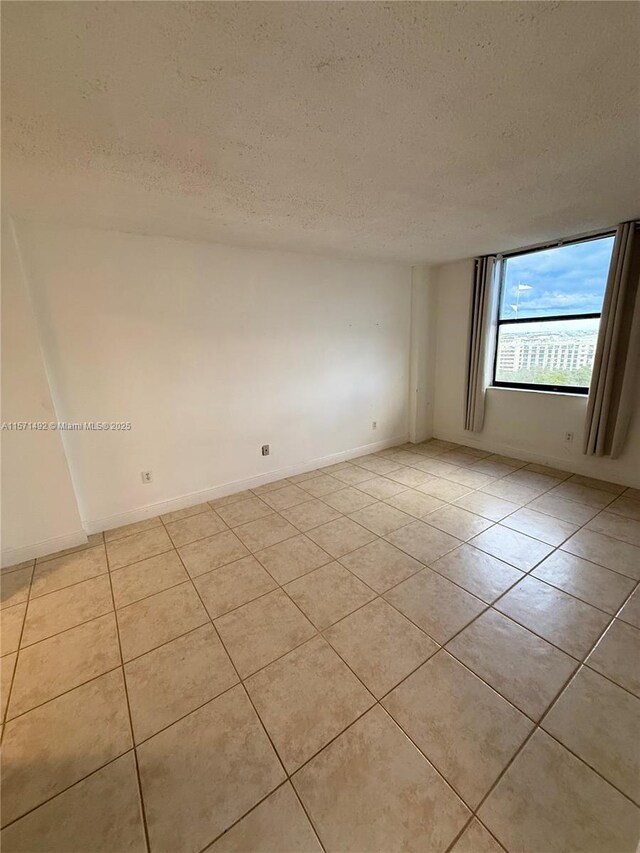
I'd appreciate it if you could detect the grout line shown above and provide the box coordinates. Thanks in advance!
[0,561,35,741]
[103,537,152,853]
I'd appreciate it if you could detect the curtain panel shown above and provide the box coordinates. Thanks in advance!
[584,221,640,458]
[464,256,498,432]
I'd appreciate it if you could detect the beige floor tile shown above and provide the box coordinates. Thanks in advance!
[0,566,32,611]
[385,567,485,644]
[1,670,131,827]
[478,730,640,853]
[624,486,640,501]
[450,819,505,853]
[209,489,254,508]
[253,479,292,495]
[568,474,625,494]
[469,460,518,478]
[526,492,599,525]
[117,581,208,661]
[165,510,227,547]
[430,544,523,603]
[300,474,346,497]
[137,685,285,853]
[293,705,470,852]
[262,484,314,511]
[531,550,635,614]
[179,530,250,578]
[562,528,640,580]
[0,752,146,853]
[246,636,374,772]
[206,782,322,853]
[618,587,640,628]
[254,534,331,585]
[447,610,577,720]
[444,468,494,489]
[214,589,316,677]
[306,517,376,558]
[348,501,413,536]
[288,469,322,483]
[103,517,162,542]
[608,495,640,522]
[106,527,173,570]
[22,575,112,647]
[524,463,571,480]
[1,603,26,656]
[416,477,473,502]
[495,576,610,660]
[501,507,578,546]
[33,534,103,566]
[1,652,17,719]
[194,556,277,618]
[9,613,120,718]
[386,519,461,564]
[320,486,377,513]
[503,469,561,493]
[320,461,352,473]
[125,623,238,742]
[386,466,435,487]
[548,481,615,509]
[325,598,438,698]
[385,488,444,518]
[160,501,211,524]
[470,525,554,571]
[110,550,188,609]
[280,499,342,532]
[357,476,408,499]
[586,619,640,697]
[1,560,34,575]
[30,546,107,598]
[339,538,423,593]
[214,496,273,528]
[424,505,493,541]
[543,666,640,803]
[331,466,378,486]
[587,510,640,547]
[453,491,520,522]
[384,650,532,807]
[284,562,375,630]
[234,515,298,552]
[356,456,404,475]
[480,479,541,505]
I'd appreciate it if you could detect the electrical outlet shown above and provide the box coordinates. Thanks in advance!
[372,421,377,430]
[261,444,270,456]
[565,432,574,443]
[141,471,153,483]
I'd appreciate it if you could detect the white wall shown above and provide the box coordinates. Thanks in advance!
[14,222,411,532]
[409,264,437,443]
[433,259,640,488]
[1,221,85,565]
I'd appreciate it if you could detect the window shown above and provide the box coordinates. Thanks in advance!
[493,233,615,394]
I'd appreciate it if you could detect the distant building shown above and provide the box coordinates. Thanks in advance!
[497,329,597,373]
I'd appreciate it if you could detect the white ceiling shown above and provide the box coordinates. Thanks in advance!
[2,2,639,264]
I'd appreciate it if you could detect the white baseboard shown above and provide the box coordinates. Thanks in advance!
[2,530,89,569]
[83,433,409,536]
[431,428,636,488]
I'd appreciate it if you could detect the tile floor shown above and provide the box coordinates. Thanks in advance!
[1,440,640,852]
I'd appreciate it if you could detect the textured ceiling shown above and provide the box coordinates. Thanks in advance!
[2,1,639,264]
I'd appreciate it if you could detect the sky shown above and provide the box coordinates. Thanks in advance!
[499,235,615,320]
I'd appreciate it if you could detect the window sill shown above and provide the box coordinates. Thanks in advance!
[489,386,589,399]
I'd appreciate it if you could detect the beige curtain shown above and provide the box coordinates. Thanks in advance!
[584,221,640,458]
[464,256,498,432]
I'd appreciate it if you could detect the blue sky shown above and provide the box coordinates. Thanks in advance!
[500,235,614,320]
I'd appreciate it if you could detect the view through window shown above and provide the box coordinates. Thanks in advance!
[493,234,615,393]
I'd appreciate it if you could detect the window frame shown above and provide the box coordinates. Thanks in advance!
[491,232,614,395]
